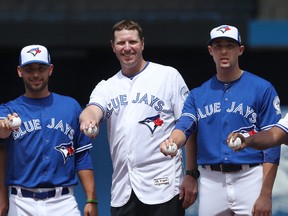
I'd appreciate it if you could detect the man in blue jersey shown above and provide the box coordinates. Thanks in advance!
[0,45,98,216]
[160,25,281,215]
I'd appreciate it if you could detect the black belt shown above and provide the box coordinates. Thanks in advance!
[202,164,260,173]
[11,187,70,200]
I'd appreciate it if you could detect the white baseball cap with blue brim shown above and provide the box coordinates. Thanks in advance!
[19,45,51,67]
[208,25,242,46]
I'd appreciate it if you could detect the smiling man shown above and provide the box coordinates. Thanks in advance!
[0,44,98,216]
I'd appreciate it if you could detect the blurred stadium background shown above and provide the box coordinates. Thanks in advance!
[1,0,288,215]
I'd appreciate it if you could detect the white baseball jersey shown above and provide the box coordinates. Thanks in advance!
[276,113,288,132]
[88,61,189,207]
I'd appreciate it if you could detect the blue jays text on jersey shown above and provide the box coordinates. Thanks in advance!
[11,117,75,140]
[197,101,258,123]
[106,92,165,118]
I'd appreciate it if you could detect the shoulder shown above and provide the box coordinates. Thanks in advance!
[149,62,179,72]
[0,95,24,113]
[52,93,81,107]
[146,62,183,82]
[242,71,274,87]
[191,76,215,93]
[100,70,122,84]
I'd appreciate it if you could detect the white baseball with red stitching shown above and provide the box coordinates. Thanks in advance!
[8,116,22,130]
[228,137,241,149]
[84,125,97,136]
[163,142,178,154]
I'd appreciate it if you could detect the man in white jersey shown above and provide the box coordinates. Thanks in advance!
[79,20,197,216]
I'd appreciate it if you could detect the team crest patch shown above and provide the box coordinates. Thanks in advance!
[180,86,189,100]
[273,96,281,115]
[233,125,257,137]
[139,114,163,134]
[54,141,75,164]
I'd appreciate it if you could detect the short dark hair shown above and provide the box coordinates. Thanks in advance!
[111,20,144,43]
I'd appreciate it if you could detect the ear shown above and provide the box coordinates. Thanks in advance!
[239,45,245,56]
[111,40,116,53]
[141,38,145,51]
[17,66,23,78]
[48,64,54,76]
[207,46,213,56]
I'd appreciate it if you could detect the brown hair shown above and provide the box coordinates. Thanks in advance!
[111,20,144,42]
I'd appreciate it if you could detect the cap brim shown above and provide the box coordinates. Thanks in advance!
[20,60,51,67]
[208,37,241,46]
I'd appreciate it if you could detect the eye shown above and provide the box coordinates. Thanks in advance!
[22,65,49,73]
[226,44,236,49]
[116,41,125,46]
[23,67,32,73]
[129,40,138,45]
[213,44,222,49]
[38,66,49,71]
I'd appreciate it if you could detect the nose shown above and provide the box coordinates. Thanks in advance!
[30,70,41,78]
[124,42,131,50]
[220,47,228,54]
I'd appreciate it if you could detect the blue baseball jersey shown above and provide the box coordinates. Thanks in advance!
[0,93,93,188]
[174,71,281,165]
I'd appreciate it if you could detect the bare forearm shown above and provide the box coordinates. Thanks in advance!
[169,129,187,148]
[185,132,197,170]
[261,163,278,195]
[80,106,102,125]
[78,169,97,200]
[246,127,288,150]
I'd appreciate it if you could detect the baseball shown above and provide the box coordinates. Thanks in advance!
[228,137,242,149]
[163,142,178,154]
[8,116,22,130]
[84,125,98,136]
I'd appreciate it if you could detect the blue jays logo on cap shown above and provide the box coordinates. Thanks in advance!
[27,47,42,56]
[217,26,232,33]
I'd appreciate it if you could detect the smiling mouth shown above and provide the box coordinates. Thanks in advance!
[220,57,229,61]
[31,80,42,85]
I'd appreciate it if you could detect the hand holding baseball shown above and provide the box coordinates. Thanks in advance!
[83,124,98,138]
[227,133,244,151]
[8,116,22,130]
[228,137,241,150]
[160,140,178,157]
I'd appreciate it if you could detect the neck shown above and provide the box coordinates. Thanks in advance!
[122,60,147,77]
[217,69,243,83]
[24,90,51,98]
